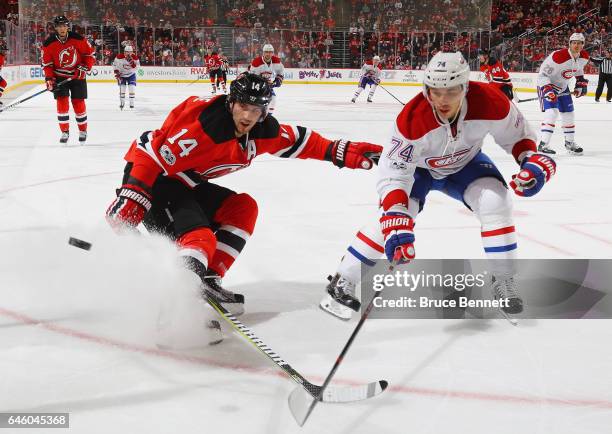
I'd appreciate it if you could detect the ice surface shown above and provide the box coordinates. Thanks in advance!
[1,82,611,433]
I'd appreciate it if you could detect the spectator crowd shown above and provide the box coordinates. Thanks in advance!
[1,0,610,71]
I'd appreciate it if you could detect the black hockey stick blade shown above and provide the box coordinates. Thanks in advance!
[518,96,539,103]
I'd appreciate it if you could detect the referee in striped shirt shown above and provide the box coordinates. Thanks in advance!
[591,50,612,102]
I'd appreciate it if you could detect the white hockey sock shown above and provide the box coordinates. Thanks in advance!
[368,85,378,99]
[465,178,517,277]
[539,108,558,145]
[337,219,385,284]
[353,87,364,99]
[560,111,575,142]
[119,84,126,104]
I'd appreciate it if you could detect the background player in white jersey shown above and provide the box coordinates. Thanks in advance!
[112,45,139,109]
[351,55,382,103]
[321,52,557,321]
[536,33,589,155]
[249,44,284,114]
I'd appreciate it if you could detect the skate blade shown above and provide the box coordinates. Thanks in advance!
[498,308,518,326]
[319,295,352,321]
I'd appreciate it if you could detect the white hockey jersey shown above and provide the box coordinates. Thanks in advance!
[250,55,284,83]
[361,60,382,80]
[377,82,537,204]
[112,53,140,77]
[537,48,589,91]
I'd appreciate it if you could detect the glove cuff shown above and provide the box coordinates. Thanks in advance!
[118,186,152,211]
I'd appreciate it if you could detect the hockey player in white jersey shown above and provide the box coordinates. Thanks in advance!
[249,44,284,114]
[537,33,589,155]
[112,45,140,109]
[351,55,382,103]
[321,52,557,320]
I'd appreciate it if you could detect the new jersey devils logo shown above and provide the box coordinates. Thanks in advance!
[58,47,78,68]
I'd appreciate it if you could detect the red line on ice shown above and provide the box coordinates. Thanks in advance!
[2,307,612,410]
[0,171,121,194]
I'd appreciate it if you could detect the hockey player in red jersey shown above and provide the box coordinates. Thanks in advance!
[0,40,7,106]
[41,16,95,144]
[479,49,514,100]
[250,44,284,113]
[105,73,382,313]
[205,49,225,95]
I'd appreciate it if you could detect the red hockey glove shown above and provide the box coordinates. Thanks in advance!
[326,140,382,169]
[510,153,556,197]
[45,77,56,92]
[73,64,89,80]
[105,184,152,232]
[114,70,121,84]
[540,84,557,103]
[573,76,588,98]
[380,207,415,263]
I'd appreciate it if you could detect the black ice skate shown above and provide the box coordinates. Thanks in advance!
[78,131,87,144]
[367,97,373,103]
[492,275,523,315]
[120,101,125,110]
[537,141,555,154]
[565,141,583,155]
[201,272,245,316]
[327,273,361,311]
[59,131,69,144]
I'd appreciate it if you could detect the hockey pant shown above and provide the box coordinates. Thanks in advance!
[337,174,517,284]
[132,169,258,278]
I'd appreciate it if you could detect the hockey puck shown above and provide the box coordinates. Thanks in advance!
[68,237,92,251]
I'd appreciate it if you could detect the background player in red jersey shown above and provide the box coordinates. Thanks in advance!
[105,73,381,314]
[205,49,225,95]
[478,49,514,101]
[0,39,7,106]
[41,16,95,144]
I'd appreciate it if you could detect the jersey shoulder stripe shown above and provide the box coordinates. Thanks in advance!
[465,81,510,121]
[251,57,265,67]
[395,93,438,141]
[552,49,572,64]
[579,50,589,60]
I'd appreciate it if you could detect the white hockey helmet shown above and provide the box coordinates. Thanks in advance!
[423,51,470,90]
[373,55,380,62]
[569,33,585,43]
[263,43,274,53]
[124,45,134,53]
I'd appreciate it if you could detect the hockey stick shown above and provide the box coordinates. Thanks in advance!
[517,96,539,103]
[0,78,73,113]
[378,84,405,105]
[68,236,387,407]
[289,263,394,426]
[204,291,388,406]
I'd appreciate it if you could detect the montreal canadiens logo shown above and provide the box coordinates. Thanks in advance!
[59,47,78,68]
[561,69,575,79]
[425,149,471,169]
[200,163,248,178]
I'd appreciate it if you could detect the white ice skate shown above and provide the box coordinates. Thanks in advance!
[59,131,69,144]
[320,274,360,320]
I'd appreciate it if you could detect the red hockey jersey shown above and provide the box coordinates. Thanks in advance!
[480,56,512,89]
[0,53,5,70]
[124,95,337,188]
[41,32,95,79]
[206,54,222,71]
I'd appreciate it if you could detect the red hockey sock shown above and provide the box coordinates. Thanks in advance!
[209,193,258,277]
[177,227,217,274]
[72,98,87,132]
[56,97,70,132]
